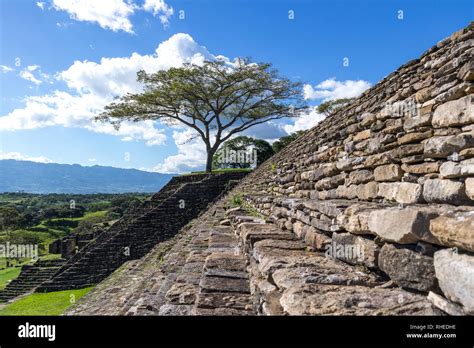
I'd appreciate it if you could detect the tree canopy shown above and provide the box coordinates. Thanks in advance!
[96,59,306,172]
[272,131,306,153]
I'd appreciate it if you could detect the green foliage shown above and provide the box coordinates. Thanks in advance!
[316,98,354,115]
[98,59,306,172]
[0,287,93,315]
[229,194,243,207]
[272,131,305,153]
[213,136,274,169]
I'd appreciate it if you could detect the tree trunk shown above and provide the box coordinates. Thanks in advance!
[205,150,213,173]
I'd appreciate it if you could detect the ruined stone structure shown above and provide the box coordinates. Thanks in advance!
[65,23,473,315]
[0,259,65,303]
[34,172,246,292]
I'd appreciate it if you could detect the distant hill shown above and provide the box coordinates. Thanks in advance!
[0,160,175,194]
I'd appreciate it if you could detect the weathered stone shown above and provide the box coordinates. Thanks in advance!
[457,60,474,81]
[401,162,439,174]
[304,229,332,250]
[271,263,380,290]
[430,211,474,252]
[356,181,379,200]
[377,182,423,204]
[466,177,474,200]
[404,114,432,131]
[330,233,379,269]
[199,276,250,294]
[374,164,403,182]
[432,95,474,128]
[427,291,465,316]
[423,178,469,204]
[439,158,474,178]
[348,169,374,185]
[424,132,474,158]
[378,244,436,292]
[196,292,253,310]
[434,249,474,314]
[165,283,197,304]
[397,130,433,145]
[368,207,440,244]
[337,204,375,236]
[279,284,440,315]
[353,129,371,141]
[315,173,346,191]
[238,223,295,249]
[303,199,350,217]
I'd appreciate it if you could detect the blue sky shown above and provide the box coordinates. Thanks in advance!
[0,0,472,173]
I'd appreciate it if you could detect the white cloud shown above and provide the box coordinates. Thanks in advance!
[0,65,13,73]
[36,1,45,10]
[0,151,52,163]
[19,70,42,85]
[152,129,207,173]
[143,0,173,27]
[303,78,371,101]
[51,0,174,33]
[283,107,326,134]
[18,65,53,85]
[52,0,136,33]
[1,33,213,147]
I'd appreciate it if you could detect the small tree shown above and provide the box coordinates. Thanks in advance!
[96,59,305,172]
[272,130,306,153]
[316,98,354,115]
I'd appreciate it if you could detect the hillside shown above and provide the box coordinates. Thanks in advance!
[0,160,174,194]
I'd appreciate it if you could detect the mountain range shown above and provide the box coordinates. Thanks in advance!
[0,160,175,194]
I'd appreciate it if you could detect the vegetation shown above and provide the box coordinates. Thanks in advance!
[0,193,149,277]
[229,194,243,207]
[213,136,274,169]
[272,131,306,153]
[0,287,93,315]
[0,267,21,290]
[97,59,306,172]
[316,97,354,115]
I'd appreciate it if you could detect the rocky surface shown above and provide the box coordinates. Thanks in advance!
[67,23,473,316]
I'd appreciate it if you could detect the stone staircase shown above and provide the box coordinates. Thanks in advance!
[0,259,66,303]
[37,172,247,292]
[65,194,442,316]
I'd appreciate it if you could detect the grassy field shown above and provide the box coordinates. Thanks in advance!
[0,267,22,290]
[0,287,93,315]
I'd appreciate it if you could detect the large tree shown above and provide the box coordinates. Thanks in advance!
[96,59,305,172]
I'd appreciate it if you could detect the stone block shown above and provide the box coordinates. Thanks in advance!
[374,164,403,182]
[378,243,436,292]
[377,182,423,204]
[432,95,474,128]
[434,249,474,314]
[430,211,474,252]
[368,207,440,244]
[423,178,469,204]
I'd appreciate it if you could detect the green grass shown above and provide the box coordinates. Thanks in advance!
[0,287,93,316]
[0,267,22,290]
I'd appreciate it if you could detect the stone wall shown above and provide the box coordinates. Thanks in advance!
[232,23,474,314]
[64,24,472,316]
[36,172,247,292]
